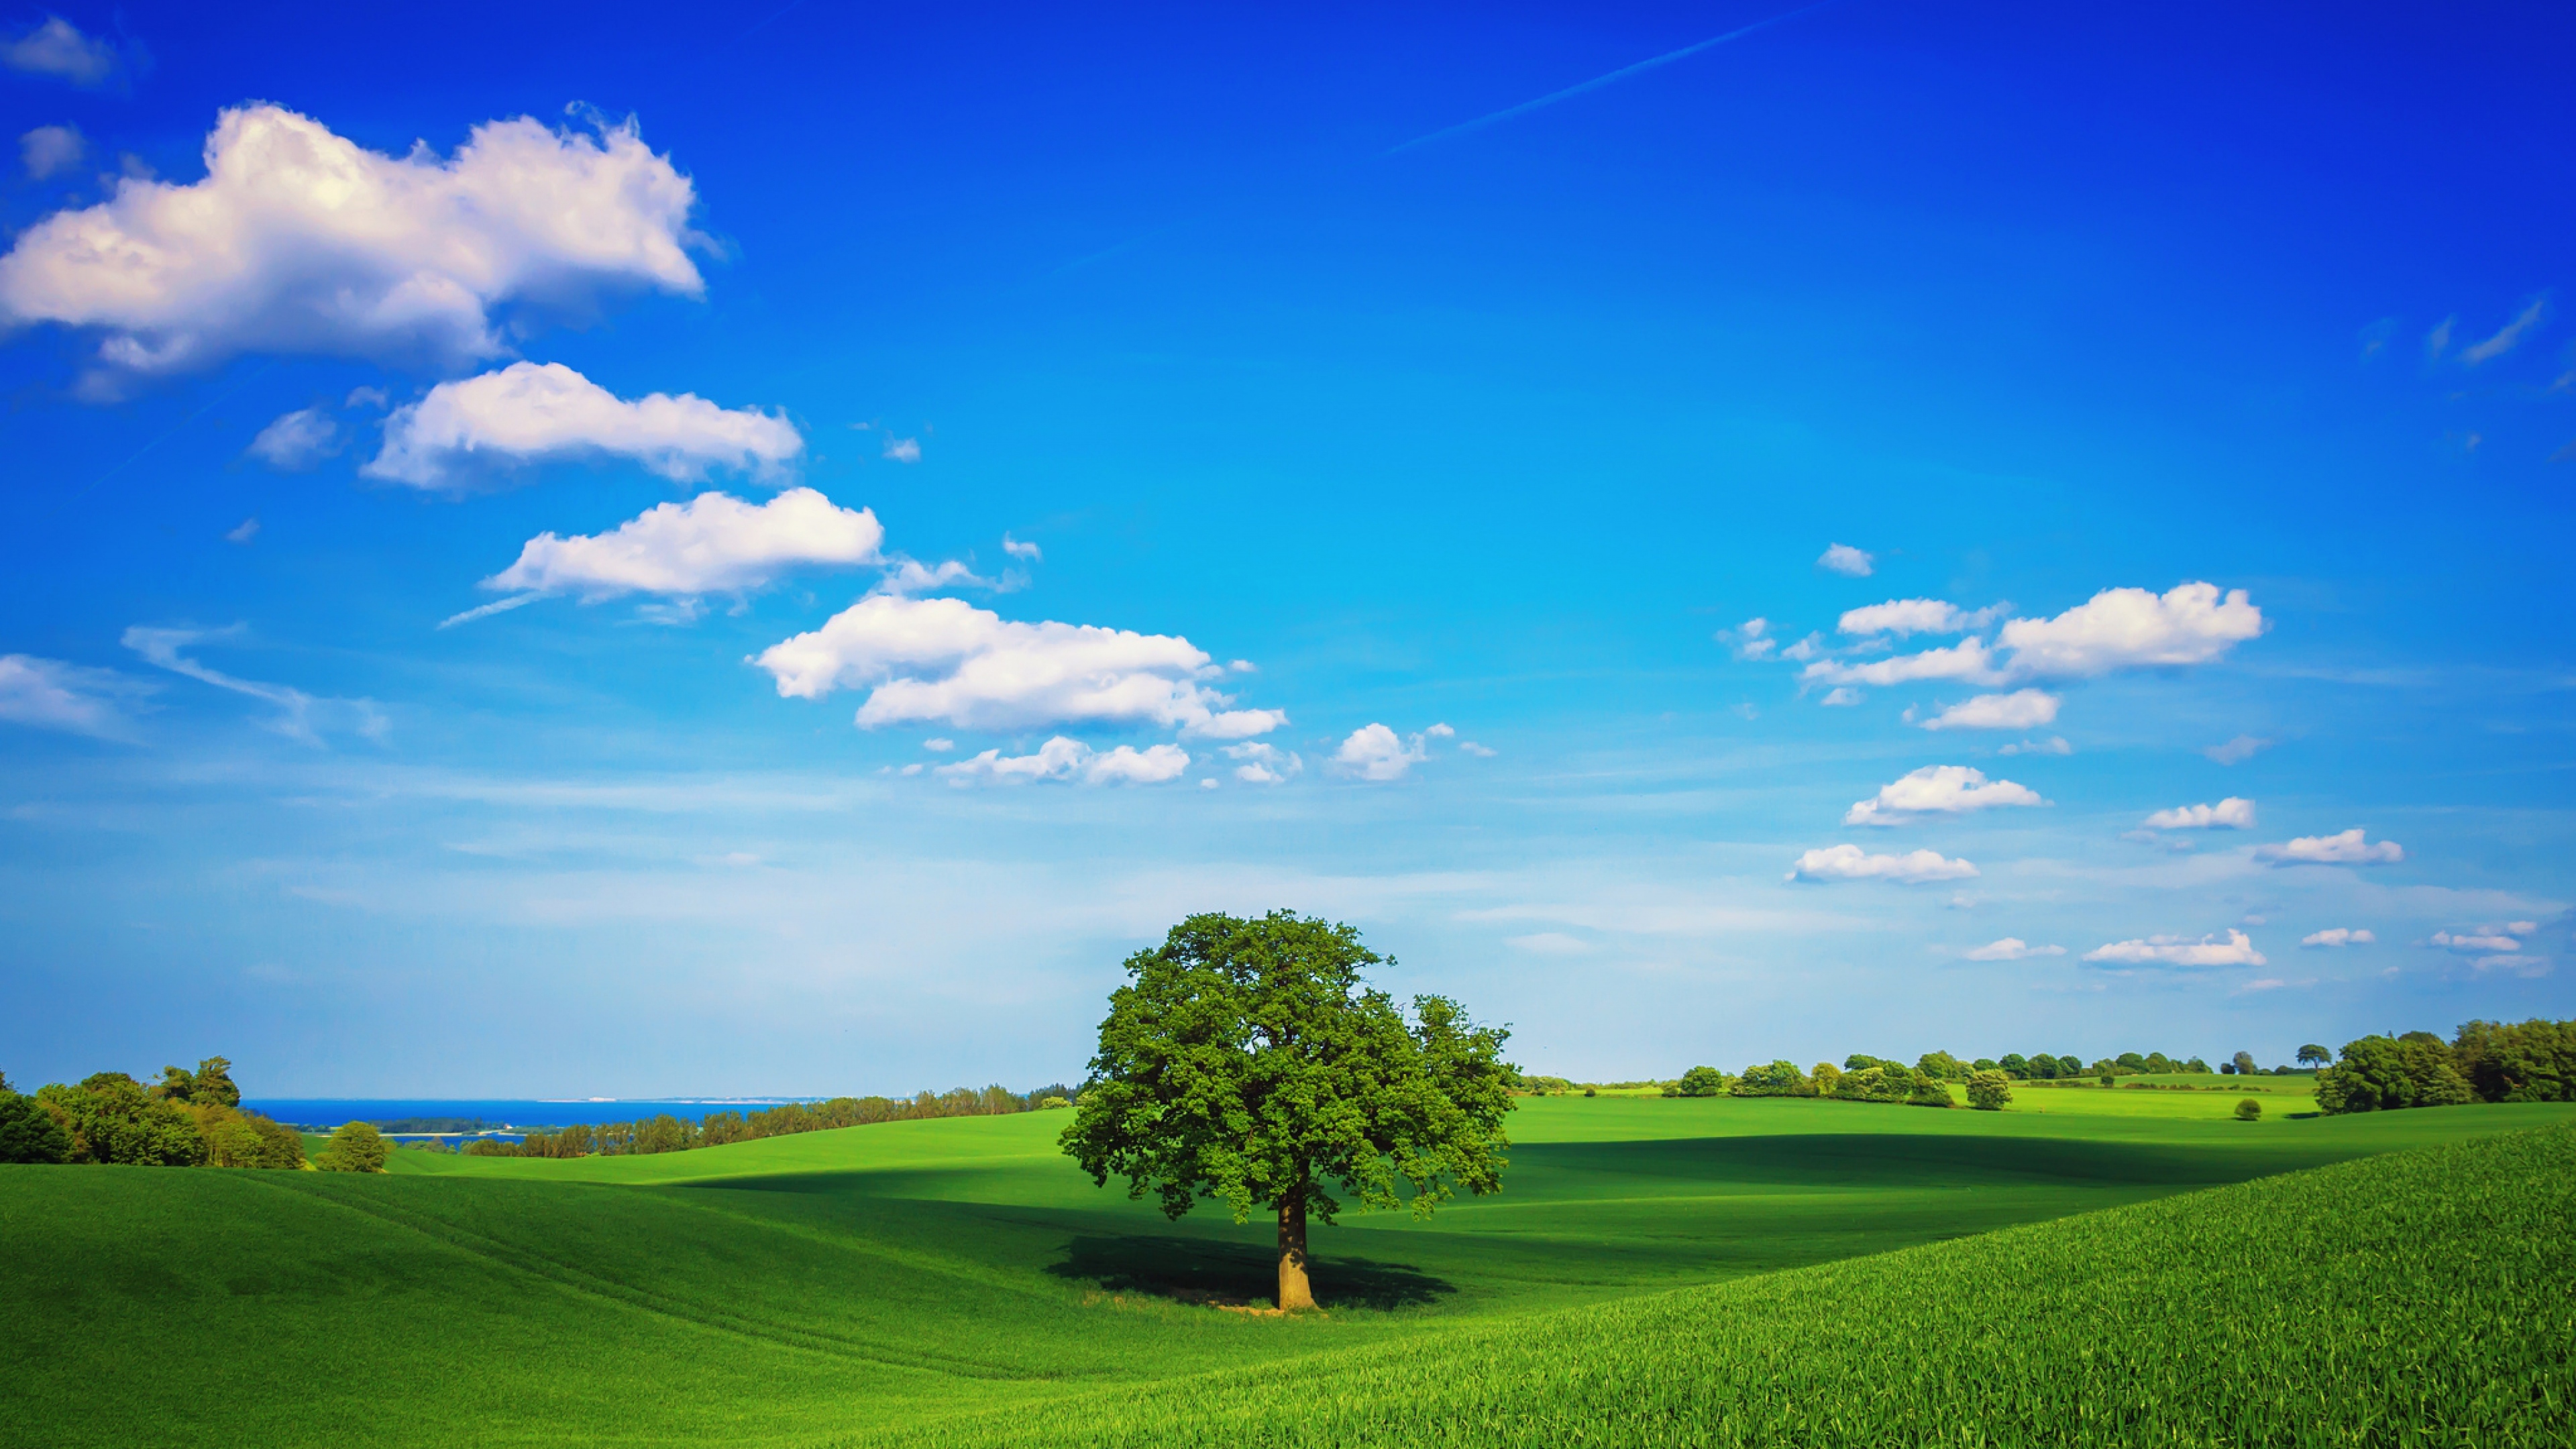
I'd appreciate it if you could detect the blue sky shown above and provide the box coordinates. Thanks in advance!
[2,0,2569,1095]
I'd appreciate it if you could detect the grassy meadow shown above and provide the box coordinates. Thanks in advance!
[6,1091,2570,1447]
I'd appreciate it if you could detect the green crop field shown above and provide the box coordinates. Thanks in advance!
[6,1095,2570,1448]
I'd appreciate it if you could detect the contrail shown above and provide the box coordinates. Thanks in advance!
[438,594,543,630]
[1387,1,1839,154]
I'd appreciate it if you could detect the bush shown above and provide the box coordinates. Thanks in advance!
[2235,1097,2263,1121]
[315,1121,388,1173]
[1966,1071,2012,1111]
[1730,1060,1813,1098]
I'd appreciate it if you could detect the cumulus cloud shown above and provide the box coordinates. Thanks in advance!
[0,105,702,390]
[2204,734,2271,765]
[1786,845,1978,884]
[2430,929,2523,955]
[1919,688,2059,731]
[1964,938,2065,961]
[0,653,142,737]
[1819,686,1863,706]
[872,559,996,596]
[2142,797,2255,830]
[1838,598,2008,637]
[1801,583,2264,691]
[121,625,383,744]
[882,436,922,463]
[933,737,1189,786]
[1332,722,1452,782]
[1225,741,1303,784]
[364,362,801,489]
[1002,534,1041,561]
[1843,765,2047,826]
[1817,543,1874,577]
[753,592,1281,737]
[2301,928,2375,948]
[1722,617,1775,660]
[3,16,117,85]
[2255,828,2404,867]
[2460,297,2547,364]
[482,488,881,600]
[19,123,83,178]
[246,407,341,470]
[2082,929,2266,967]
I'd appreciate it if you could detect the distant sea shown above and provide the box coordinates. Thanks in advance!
[245,1099,819,1136]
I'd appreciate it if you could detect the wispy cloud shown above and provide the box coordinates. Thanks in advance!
[2460,296,2548,364]
[120,625,384,744]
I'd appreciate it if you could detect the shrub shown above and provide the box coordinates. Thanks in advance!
[1966,1071,2012,1111]
[1730,1061,1813,1097]
[1674,1066,1727,1098]
[315,1121,388,1173]
[1037,1096,1071,1110]
[2235,1097,2263,1121]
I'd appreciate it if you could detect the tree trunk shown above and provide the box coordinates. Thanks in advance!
[1276,1195,1314,1310]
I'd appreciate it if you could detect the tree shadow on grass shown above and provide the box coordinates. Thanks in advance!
[1048,1233,1455,1311]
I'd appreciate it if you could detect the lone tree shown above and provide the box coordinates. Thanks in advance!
[1059,911,1514,1311]
[2296,1043,2330,1068]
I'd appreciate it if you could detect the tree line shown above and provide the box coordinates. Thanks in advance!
[2316,1019,2576,1114]
[463,1083,1076,1158]
[0,1058,390,1170]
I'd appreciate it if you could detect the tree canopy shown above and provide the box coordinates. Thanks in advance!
[1059,910,1513,1309]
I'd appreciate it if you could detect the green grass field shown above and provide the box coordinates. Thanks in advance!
[6,1092,2569,1447]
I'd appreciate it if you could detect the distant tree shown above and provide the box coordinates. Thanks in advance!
[2314,1036,2475,1114]
[151,1057,241,1109]
[1059,911,1513,1311]
[2184,1057,2211,1074]
[2231,1051,2258,1077]
[2451,1019,2576,1103]
[1998,1053,2030,1079]
[2297,1044,2331,1068]
[1731,1061,1811,1097]
[1674,1065,1727,1097]
[1966,1071,2012,1112]
[315,1121,389,1173]
[2115,1052,2147,1073]
[0,1088,71,1163]
[1917,1051,1967,1082]
[2234,1097,2263,1122]
[1809,1062,1843,1095]
[1907,1071,1955,1108]
[37,1074,205,1165]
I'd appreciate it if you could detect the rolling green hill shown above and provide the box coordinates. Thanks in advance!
[5,1095,2567,1447]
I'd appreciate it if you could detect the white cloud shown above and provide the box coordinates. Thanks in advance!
[3,17,116,85]
[2255,828,2404,867]
[1919,688,2059,731]
[1843,765,2047,826]
[1964,937,2065,961]
[482,488,881,599]
[0,653,140,737]
[1458,740,1497,757]
[882,436,921,463]
[1332,722,1453,782]
[922,738,954,753]
[872,559,995,596]
[19,123,83,178]
[1002,534,1041,561]
[2142,797,2255,830]
[2430,930,2521,954]
[2082,929,2267,967]
[933,737,1188,787]
[1817,543,1874,577]
[1723,617,1774,660]
[225,518,260,544]
[1819,686,1863,706]
[2460,297,2546,364]
[2425,316,2455,359]
[1802,583,2263,691]
[246,407,341,470]
[2300,928,2375,948]
[121,625,384,745]
[1837,598,2007,637]
[365,363,801,489]
[345,386,388,410]
[1226,741,1303,784]
[1997,736,2071,756]
[2204,734,2271,765]
[753,592,1281,737]
[0,105,704,390]
[1505,932,1595,956]
[1786,845,1978,884]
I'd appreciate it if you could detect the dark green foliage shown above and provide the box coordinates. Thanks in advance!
[2298,1044,2330,1067]
[2316,1035,2476,1114]
[0,1088,72,1163]
[36,1073,205,1165]
[151,1057,241,1108]
[197,1107,307,1169]
[2452,1019,2576,1103]
[1828,1064,1950,1106]
[861,1124,2576,1449]
[315,1121,389,1173]
[1060,911,1513,1228]
[1966,1071,2012,1112]
[1672,1066,1727,1098]
[1728,1061,1813,1097]
[2235,1098,2263,1121]
[2231,1051,2258,1076]
[1915,1051,1966,1082]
